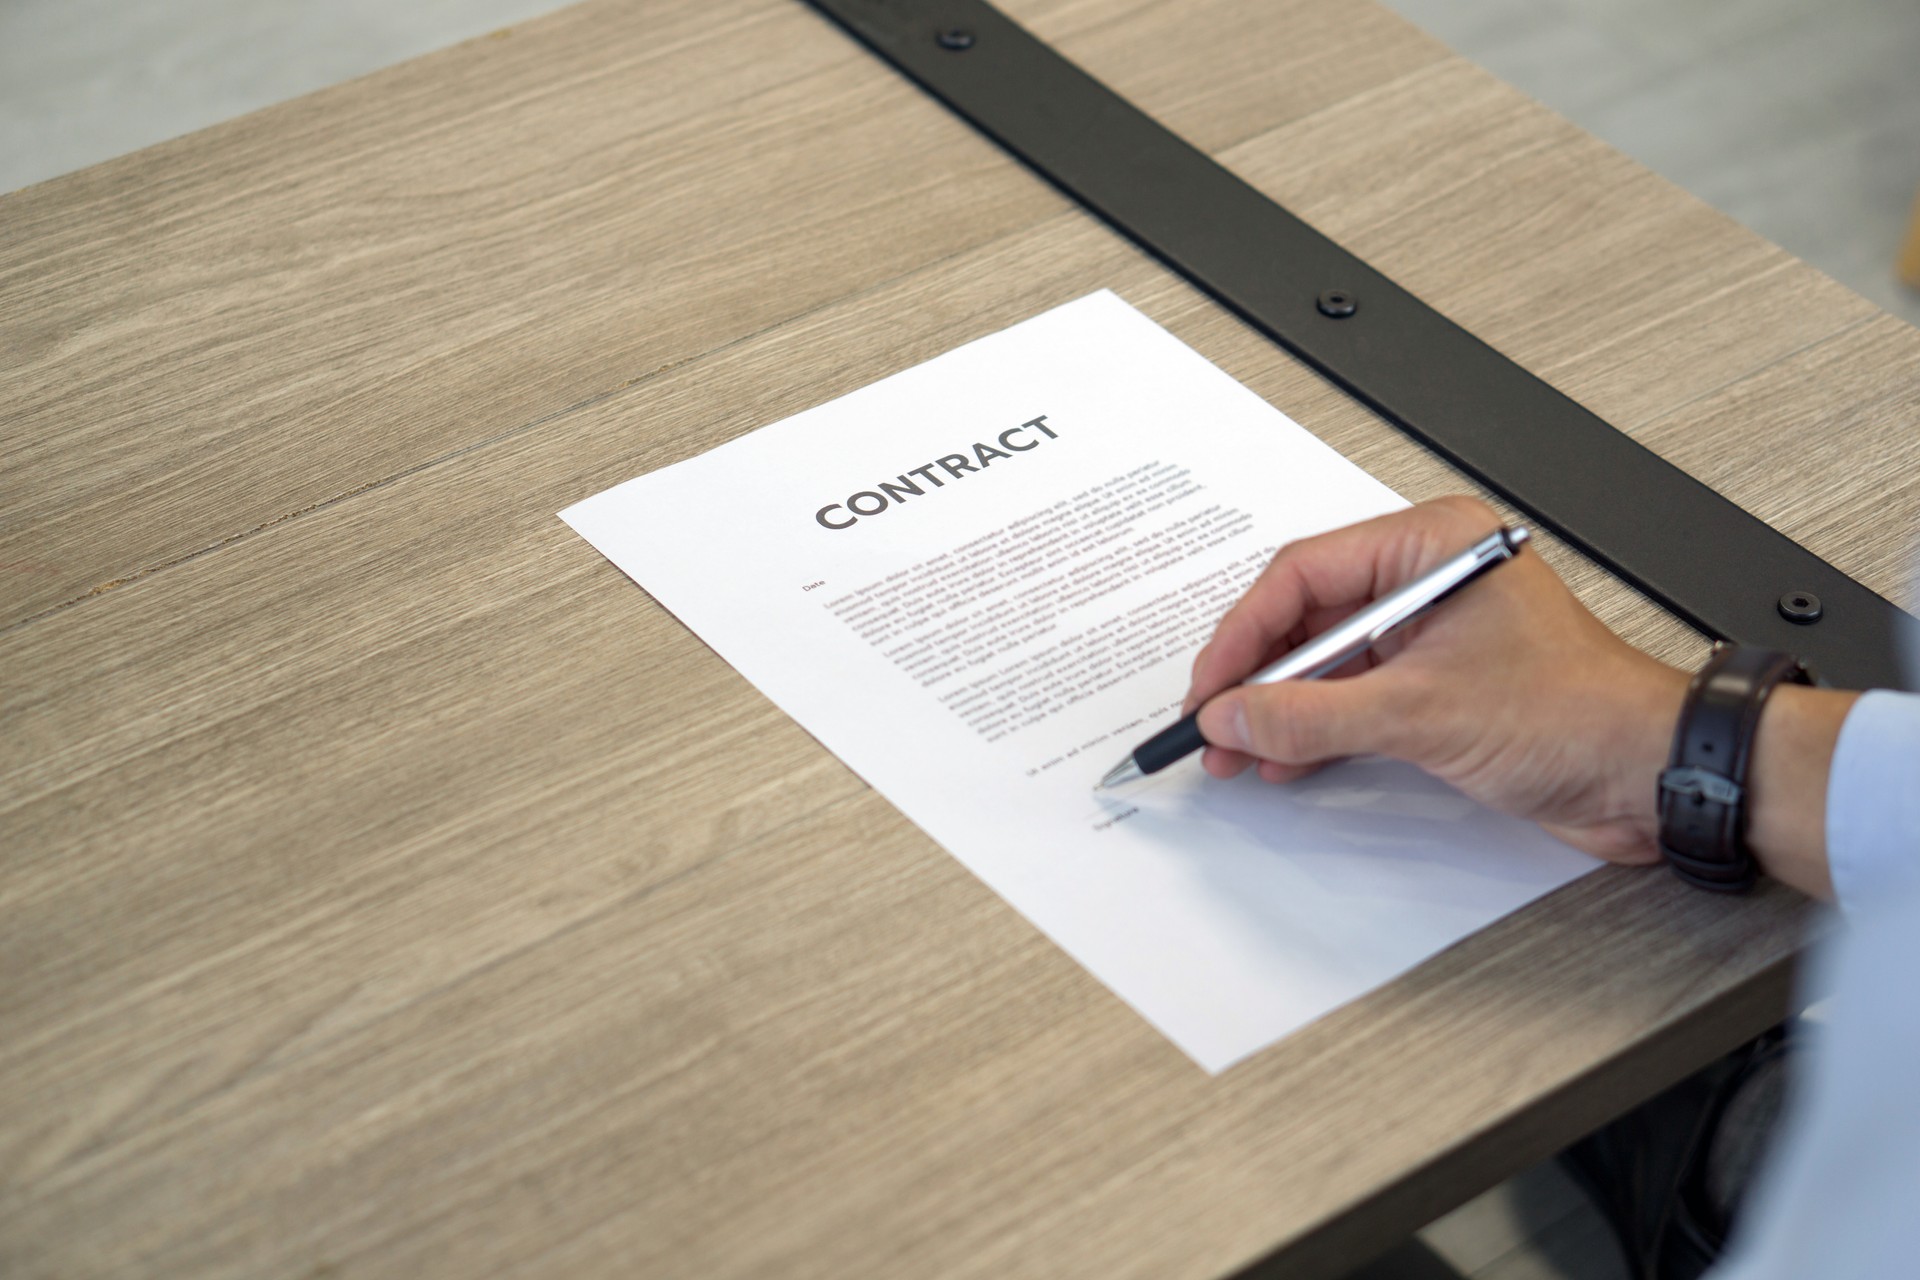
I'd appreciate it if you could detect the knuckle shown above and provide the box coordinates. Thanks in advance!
[1426,494,1499,527]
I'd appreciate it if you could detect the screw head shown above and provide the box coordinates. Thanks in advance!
[1778,591,1823,624]
[1316,289,1357,318]
[937,27,976,50]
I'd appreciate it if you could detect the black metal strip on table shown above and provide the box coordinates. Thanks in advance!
[798,0,1919,692]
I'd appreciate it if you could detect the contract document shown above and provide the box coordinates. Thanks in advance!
[563,291,1596,1072]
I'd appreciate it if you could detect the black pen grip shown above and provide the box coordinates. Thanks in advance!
[1134,711,1207,775]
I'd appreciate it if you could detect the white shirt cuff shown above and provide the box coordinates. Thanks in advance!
[1825,689,1920,911]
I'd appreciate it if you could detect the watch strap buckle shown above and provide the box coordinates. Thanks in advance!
[1659,765,1742,807]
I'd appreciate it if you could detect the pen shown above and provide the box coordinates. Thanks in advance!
[1095,524,1531,790]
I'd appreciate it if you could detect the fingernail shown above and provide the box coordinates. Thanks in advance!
[1209,699,1249,751]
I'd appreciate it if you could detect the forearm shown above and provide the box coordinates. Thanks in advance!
[1744,685,1859,901]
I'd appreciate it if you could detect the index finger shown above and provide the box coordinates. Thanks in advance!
[1184,496,1500,710]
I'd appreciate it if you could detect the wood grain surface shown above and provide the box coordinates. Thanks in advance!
[3,0,1916,1277]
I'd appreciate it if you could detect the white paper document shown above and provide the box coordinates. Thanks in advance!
[563,291,1595,1072]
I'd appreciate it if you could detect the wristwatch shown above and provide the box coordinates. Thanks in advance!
[1657,644,1813,893]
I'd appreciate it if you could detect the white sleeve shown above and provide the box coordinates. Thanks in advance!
[1707,881,1920,1278]
[1824,690,1920,908]
[1708,690,1920,1279]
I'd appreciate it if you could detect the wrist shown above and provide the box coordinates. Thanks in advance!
[1542,654,1687,863]
[1602,657,1692,842]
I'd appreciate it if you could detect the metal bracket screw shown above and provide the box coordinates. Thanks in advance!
[1778,591,1823,624]
[1316,289,1357,318]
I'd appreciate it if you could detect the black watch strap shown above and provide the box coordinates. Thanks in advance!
[1657,645,1813,893]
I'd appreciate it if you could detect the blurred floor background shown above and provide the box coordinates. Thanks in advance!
[4,1,1912,1277]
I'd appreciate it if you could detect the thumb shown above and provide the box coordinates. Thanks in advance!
[1196,676,1406,767]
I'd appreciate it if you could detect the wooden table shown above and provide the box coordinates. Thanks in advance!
[4,2,1916,1276]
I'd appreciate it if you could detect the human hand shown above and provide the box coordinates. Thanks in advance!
[1184,496,1690,863]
